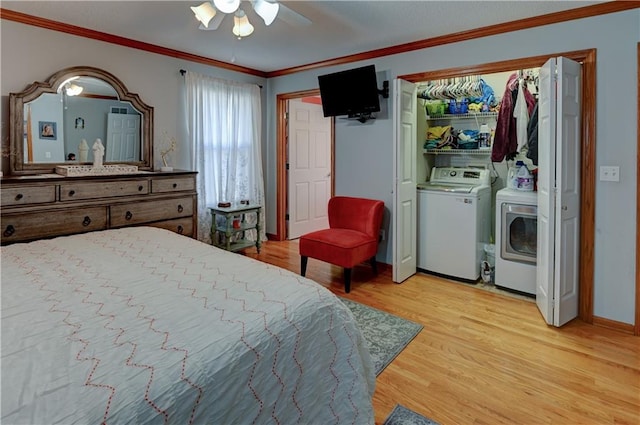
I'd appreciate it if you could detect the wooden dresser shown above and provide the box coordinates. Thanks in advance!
[1,170,197,245]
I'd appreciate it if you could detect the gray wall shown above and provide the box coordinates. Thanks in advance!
[0,19,267,172]
[1,10,638,325]
[266,10,639,325]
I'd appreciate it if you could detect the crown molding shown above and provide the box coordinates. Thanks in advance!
[266,1,639,77]
[1,1,638,78]
[0,8,268,78]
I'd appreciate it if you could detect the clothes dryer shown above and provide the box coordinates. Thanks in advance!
[417,167,491,281]
[495,188,538,295]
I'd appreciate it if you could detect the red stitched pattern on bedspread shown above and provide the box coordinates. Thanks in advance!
[8,245,204,424]
[2,228,372,425]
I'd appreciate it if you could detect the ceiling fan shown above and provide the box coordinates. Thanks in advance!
[191,0,311,38]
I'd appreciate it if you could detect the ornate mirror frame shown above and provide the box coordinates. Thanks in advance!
[9,66,153,175]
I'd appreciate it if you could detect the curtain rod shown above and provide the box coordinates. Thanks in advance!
[179,69,262,88]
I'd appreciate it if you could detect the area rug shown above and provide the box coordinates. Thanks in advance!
[340,298,423,376]
[383,404,440,425]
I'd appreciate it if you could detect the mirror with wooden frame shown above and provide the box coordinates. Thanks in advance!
[9,66,153,175]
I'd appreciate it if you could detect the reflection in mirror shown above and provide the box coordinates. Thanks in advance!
[10,66,153,175]
[24,78,141,163]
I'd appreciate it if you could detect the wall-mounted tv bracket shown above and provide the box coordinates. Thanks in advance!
[349,112,375,123]
[378,80,389,98]
[346,80,389,123]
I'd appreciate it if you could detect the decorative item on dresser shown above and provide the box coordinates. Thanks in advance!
[1,170,198,244]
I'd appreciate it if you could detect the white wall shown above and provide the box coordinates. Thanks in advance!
[267,10,639,325]
[1,11,638,325]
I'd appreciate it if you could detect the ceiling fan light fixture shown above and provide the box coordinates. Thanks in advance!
[252,0,279,26]
[233,9,254,38]
[65,83,83,96]
[191,2,217,28]
[214,0,240,14]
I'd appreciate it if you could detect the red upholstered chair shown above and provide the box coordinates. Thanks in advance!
[299,196,384,293]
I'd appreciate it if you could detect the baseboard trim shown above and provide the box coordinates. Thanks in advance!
[592,316,635,335]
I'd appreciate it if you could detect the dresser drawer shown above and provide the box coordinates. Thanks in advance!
[152,177,196,193]
[110,196,194,227]
[60,180,149,201]
[1,185,56,207]
[1,207,108,243]
[145,218,194,237]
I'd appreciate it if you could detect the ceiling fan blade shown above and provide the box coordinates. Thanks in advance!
[199,12,226,30]
[277,3,311,27]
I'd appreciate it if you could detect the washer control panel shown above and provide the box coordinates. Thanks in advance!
[429,167,490,186]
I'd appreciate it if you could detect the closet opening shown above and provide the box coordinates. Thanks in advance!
[399,48,596,323]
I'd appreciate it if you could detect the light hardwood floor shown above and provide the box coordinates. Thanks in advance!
[246,239,640,425]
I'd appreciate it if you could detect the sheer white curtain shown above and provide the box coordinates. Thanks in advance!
[183,71,265,244]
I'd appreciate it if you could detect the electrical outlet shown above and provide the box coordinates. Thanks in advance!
[379,229,386,242]
[45,152,51,159]
[599,166,620,182]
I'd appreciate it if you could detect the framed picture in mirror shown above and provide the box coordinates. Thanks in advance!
[39,121,57,140]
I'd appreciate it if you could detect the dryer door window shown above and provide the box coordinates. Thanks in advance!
[501,203,537,264]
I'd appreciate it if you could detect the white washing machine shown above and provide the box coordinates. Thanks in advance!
[495,188,538,295]
[417,167,491,281]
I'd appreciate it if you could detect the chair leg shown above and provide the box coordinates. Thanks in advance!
[344,268,352,293]
[301,256,308,276]
[369,256,378,274]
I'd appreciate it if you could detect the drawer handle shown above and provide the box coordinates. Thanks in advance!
[3,225,15,237]
[177,205,184,213]
[173,183,178,189]
[138,185,144,191]
[82,216,92,227]
[177,225,184,234]
[15,193,23,201]
[125,211,133,220]
[69,190,76,197]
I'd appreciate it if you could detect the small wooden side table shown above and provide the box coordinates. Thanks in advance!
[209,204,261,253]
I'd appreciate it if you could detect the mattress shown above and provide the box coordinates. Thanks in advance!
[1,227,375,424]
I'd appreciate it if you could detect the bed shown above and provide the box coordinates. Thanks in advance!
[1,227,375,424]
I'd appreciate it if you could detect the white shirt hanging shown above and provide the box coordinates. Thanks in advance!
[513,78,530,152]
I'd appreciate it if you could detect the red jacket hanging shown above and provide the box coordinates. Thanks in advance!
[491,73,536,162]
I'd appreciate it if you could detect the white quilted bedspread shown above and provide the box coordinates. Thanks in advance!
[1,227,375,424]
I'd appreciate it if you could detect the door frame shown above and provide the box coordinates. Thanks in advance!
[400,48,597,325]
[275,90,335,241]
[636,42,640,336]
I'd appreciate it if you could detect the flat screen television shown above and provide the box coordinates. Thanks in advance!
[318,65,380,118]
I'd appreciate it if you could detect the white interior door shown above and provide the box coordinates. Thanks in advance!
[287,98,331,239]
[536,57,581,326]
[106,113,140,161]
[393,78,417,283]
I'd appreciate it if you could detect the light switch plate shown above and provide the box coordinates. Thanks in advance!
[599,166,620,182]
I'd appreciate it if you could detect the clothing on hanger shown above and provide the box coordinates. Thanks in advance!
[514,78,530,152]
[491,73,536,162]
